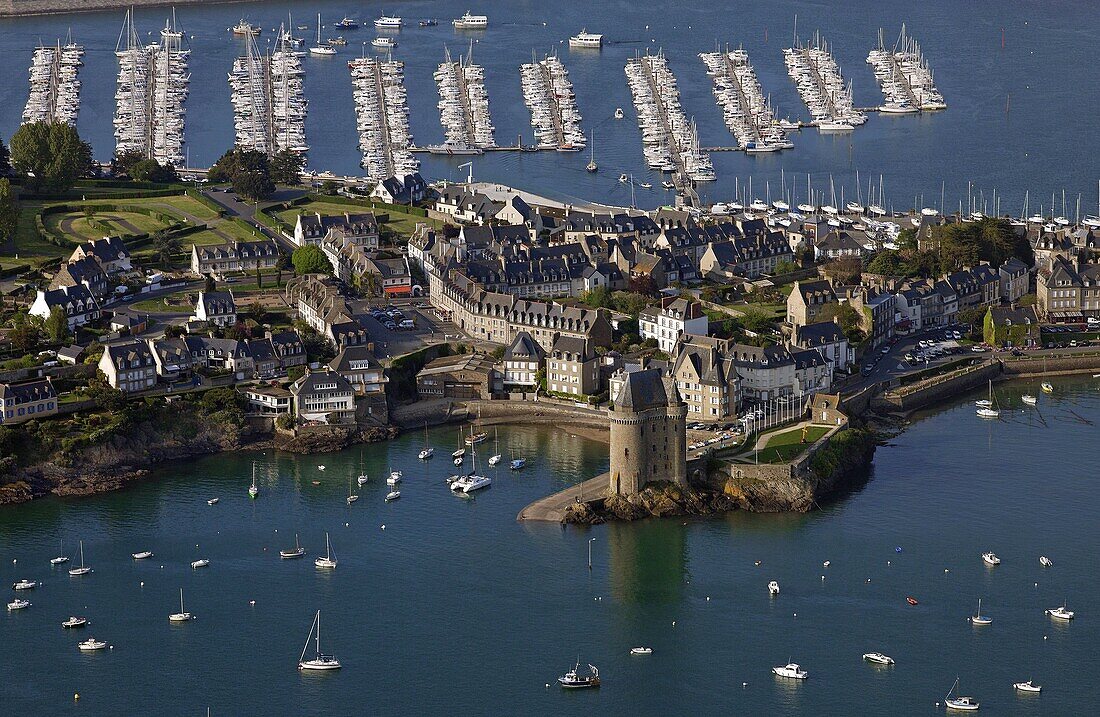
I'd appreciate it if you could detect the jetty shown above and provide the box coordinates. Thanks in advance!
[349,56,417,181]
[700,48,789,153]
[517,474,607,522]
[229,24,307,157]
[519,53,584,151]
[23,37,83,126]
[784,34,865,131]
[866,25,946,113]
[432,46,495,153]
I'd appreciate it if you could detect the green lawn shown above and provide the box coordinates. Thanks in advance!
[129,291,193,313]
[753,425,831,463]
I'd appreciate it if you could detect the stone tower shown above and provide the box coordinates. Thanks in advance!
[608,368,687,495]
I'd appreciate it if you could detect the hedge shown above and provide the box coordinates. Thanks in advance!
[303,192,428,218]
[0,263,31,279]
[186,189,227,217]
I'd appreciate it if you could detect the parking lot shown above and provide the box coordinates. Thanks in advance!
[353,301,450,359]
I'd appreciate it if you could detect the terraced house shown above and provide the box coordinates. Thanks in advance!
[191,239,278,275]
[294,212,380,249]
[639,297,708,353]
[29,284,101,330]
[0,377,58,425]
[1037,254,1100,320]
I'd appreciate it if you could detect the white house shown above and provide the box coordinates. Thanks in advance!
[30,285,101,329]
[639,296,709,353]
[194,290,237,328]
[99,340,157,393]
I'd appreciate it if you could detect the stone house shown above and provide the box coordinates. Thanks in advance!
[546,335,599,397]
[786,279,838,328]
[99,340,157,393]
[501,331,544,388]
[670,334,742,422]
[984,305,1040,348]
[0,377,58,425]
[191,239,278,276]
[291,368,357,425]
[639,296,708,353]
[416,353,501,400]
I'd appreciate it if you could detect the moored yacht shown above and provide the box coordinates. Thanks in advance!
[1046,603,1074,620]
[280,534,306,559]
[558,661,600,688]
[453,12,488,30]
[981,552,1000,566]
[68,540,92,576]
[970,598,992,625]
[1014,680,1041,693]
[7,598,30,611]
[768,580,780,596]
[62,616,88,628]
[772,662,808,679]
[569,30,603,49]
[12,579,38,590]
[372,37,397,50]
[374,14,403,30]
[78,638,107,651]
[862,652,894,665]
[298,610,341,670]
[314,532,337,569]
[944,677,980,711]
[168,588,193,622]
[1039,555,1053,567]
[131,551,153,560]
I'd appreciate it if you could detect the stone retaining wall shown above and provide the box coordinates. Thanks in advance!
[874,361,1000,413]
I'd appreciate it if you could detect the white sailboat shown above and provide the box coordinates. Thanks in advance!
[248,462,259,499]
[310,13,337,56]
[418,423,434,460]
[298,610,341,670]
[68,540,93,576]
[970,598,992,625]
[169,588,193,622]
[944,677,980,711]
[586,130,598,172]
[314,532,337,569]
[50,539,69,566]
[347,479,359,505]
[488,428,502,466]
[357,452,369,485]
[976,380,999,418]
[280,533,306,559]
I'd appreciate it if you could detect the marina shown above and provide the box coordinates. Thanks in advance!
[349,56,418,180]
[624,50,713,185]
[867,25,947,114]
[519,53,585,151]
[113,9,190,167]
[431,46,495,154]
[700,47,790,154]
[229,25,308,156]
[22,38,84,127]
[784,34,866,132]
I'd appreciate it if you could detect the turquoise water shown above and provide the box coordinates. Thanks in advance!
[2,377,1099,714]
[1,0,1098,210]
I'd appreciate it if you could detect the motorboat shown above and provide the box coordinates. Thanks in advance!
[387,471,403,486]
[374,14,403,29]
[78,638,107,651]
[452,448,466,458]
[232,21,261,37]
[558,662,601,688]
[372,37,397,50]
[1021,395,1037,406]
[906,596,919,605]
[168,588,193,622]
[419,19,438,27]
[298,610,341,670]
[191,559,210,569]
[207,498,219,505]
[862,652,894,665]
[7,598,30,611]
[1013,680,1041,693]
[768,580,780,596]
[510,458,527,470]
[131,551,153,560]
[419,448,434,460]
[335,17,359,29]
[453,12,488,29]
[280,534,306,559]
[1046,603,1074,620]
[614,107,624,119]
[62,616,88,628]
[970,598,992,625]
[68,540,93,576]
[630,647,653,655]
[488,454,502,466]
[619,174,628,183]
[1041,382,1054,394]
[314,533,337,569]
[569,30,603,49]
[346,495,359,505]
[1039,556,1053,567]
[944,678,980,711]
[981,552,1000,566]
[12,579,38,590]
[385,490,401,501]
[772,663,808,680]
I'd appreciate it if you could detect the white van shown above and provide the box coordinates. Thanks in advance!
[398,319,415,330]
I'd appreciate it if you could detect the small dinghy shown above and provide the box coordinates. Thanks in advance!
[190,559,210,569]
[768,581,780,596]
[906,596,919,606]
[207,498,219,505]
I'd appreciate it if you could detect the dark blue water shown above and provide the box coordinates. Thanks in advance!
[1,1,1098,212]
[2,378,1099,715]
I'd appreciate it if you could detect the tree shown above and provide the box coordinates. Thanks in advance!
[580,285,612,308]
[129,158,179,184]
[270,149,305,185]
[773,259,800,275]
[823,256,862,285]
[10,121,94,194]
[246,301,267,325]
[0,179,19,246]
[44,306,70,344]
[628,275,659,297]
[110,149,145,178]
[234,169,276,201]
[8,313,40,354]
[276,248,293,271]
[865,250,910,277]
[151,230,180,265]
[320,179,339,196]
[739,307,774,335]
[820,303,865,343]
[0,135,9,174]
[203,275,217,293]
[292,245,332,275]
[207,147,275,200]
[163,324,185,339]
[609,291,651,317]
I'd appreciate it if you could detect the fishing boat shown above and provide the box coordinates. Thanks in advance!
[315,532,337,569]
[976,381,999,418]
[298,610,341,670]
[863,652,894,665]
[630,647,653,655]
[558,661,600,688]
[768,580,780,596]
[68,540,93,576]
[7,598,30,611]
[970,598,992,625]
[944,677,980,711]
[231,20,261,37]
[772,663,808,679]
[1021,394,1037,406]
[906,596,919,606]
[385,489,401,501]
[62,616,88,628]
[1039,555,1053,567]
[1041,382,1054,394]
[488,428,502,466]
[1013,680,1041,693]
[419,423,434,460]
[207,498,220,505]
[310,14,337,56]
[280,534,306,559]
[1046,603,1074,620]
[371,37,396,50]
[981,552,1000,566]
[191,559,210,569]
[50,539,69,566]
[12,579,38,590]
[168,588,193,622]
[248,462,259,499]
[78,638,107,651]
[374,14,403,29]
[131,551,153,560]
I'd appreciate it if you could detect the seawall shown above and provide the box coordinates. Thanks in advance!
[0,0,246,16]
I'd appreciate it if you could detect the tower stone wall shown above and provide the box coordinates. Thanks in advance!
[608,369,687,495]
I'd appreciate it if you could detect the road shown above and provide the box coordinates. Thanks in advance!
[201,188,306,252]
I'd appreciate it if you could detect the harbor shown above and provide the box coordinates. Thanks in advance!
[867,25,947,114]
[700,47,791,154]
[22,37,83,127]
[784,34,866,132]
[519,53,585,152]
[113,9,190,167]
[349,56,418,180]
[431,46,495,154]
[228,26,308,157]
[625,50,713,185]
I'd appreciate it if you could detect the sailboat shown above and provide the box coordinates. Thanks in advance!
[357,452,369,485]
[944,677,980,711]
[280,533,306,559]
[976,381,999,418]
[68,540,93,576]
[314,532,337,569]
[297,610,341,670]
[50,539,69,566]
[586,130,597,172]
[248,463,259,499]
[169,588,193,622]
[452,428,466,458]
[488,428,502,466]
[418,423,434,460]
[309,13,337,55]
[970,598,992,625]
[346,479,359,504]
[510,447,527,470]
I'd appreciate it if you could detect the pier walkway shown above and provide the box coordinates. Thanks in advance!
[517,473,608,522]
